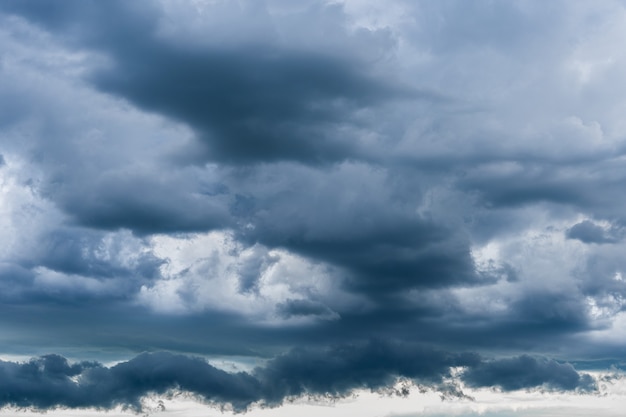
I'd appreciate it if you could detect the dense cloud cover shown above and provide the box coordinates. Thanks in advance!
[0,343,596,412]
[1,0,626,412]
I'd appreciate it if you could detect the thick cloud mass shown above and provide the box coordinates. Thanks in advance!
[462,355,596,392]
[1,0,626,413]
[0,344,596,412]
[1,0,399,165]
[566,220,621,244]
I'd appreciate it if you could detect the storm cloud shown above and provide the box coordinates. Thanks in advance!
[0,343,596,412]
[462,355,596,392]
[1,0,401,165]
[0,0,626,414]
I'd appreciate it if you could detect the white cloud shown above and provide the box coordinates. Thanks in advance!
[139,231,351,322]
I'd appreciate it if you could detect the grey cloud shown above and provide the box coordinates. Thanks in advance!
[0,342,473,412]
[566,220,620,244]
[0,1,158,49]
[0,0,407,238]
[52,174,233,235]
[462,355,596,391]
[572,246,626,320]
[276,298,338,320]
[2,0,402,166]
[0,352,259,411]
[230,164,489,296]
[255,340,480,403]
[409,1,545,54]
[0,344,597,413]
[31,229,161,280]
[0,263,35,301]
[450,292,592,351]
[509,292,589,333]
[236,245,279,295]
[456,165,587,209]
[454,157,626,239]
[1,1,626,408]
[92,46,396,165]
[0,227,164,305]
[252,221,481,295]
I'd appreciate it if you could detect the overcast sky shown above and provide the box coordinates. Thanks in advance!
[1,0,626,415]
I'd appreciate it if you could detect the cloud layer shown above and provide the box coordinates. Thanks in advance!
[1,0,626,413]
[0,343,596,412]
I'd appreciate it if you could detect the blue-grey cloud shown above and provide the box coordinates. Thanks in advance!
[1,0,402,166]
[0,227,164,305]
[0,1,625,411]
[462,355,596,391]
[276,298,337,320]
[566,220,620,244]
[0,344,597,413]
[0,352,259,411]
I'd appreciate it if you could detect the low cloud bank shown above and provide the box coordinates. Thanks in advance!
[0,341,596,412]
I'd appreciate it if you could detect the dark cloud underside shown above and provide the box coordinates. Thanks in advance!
[0,343,595,412]
[1,0,626,413]
[2,0,399,165]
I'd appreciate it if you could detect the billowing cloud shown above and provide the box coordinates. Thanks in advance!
[462,355,596,392]
[0,1,626,415]
[0,343,596,412]
[566,220,621,244]
[1,0,403,166]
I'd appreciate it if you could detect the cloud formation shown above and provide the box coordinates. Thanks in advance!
[462,355,596,392]
[0,343,596,412]
[0,0,626,413]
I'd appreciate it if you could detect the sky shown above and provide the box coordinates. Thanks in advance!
[1,0,626,415]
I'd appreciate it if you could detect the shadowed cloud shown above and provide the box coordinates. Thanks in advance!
[0,343,596,412]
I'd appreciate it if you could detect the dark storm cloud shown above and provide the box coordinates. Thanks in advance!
[507,291,590,333]
[572,249,626,319]
[30,229,162,280]
[0,352,260,411]
[456,165,587,209]
[454,157,626,246]
[250,220,481,294]
[1,1,625,409]
[0,344,596,413]
[250,208,482,294]
[53,174,233,234]
[422,291,594,354]
[0,0,613,353]
[0,0,158,48]
[1,0,401,166]
[0,0,478,305]
[255,339,480,401]
[93,47,394,165]
[236,245,279,295]
[227,163,489,296]
[462,355,596,391]
[0,263,35,300]
[566,220,620,244]
[0,0,411,239]
[276,298,337,319]
[0,227,164,305]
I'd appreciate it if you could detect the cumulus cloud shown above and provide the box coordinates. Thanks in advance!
[276,298,339,320]
[0,353,259,411]
[462,355,596,392]
[0,344,597,413]
[1,1,626,414]
[566,220,621,244]
[1,0,403,166]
